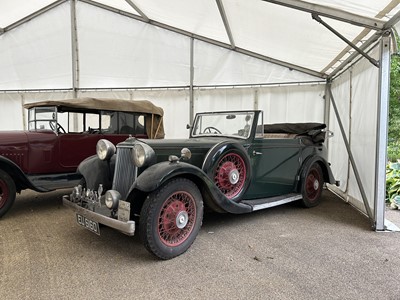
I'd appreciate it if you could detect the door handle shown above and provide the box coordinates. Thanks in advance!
[253,151,262,156]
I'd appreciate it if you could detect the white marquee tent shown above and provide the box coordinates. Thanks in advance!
[1,0,400,230]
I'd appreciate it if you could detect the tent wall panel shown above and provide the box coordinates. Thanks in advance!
[329,47,379,215]
[329,71,351,197]
[0,2,72,90]
[257,85,325,123]
[347,49,379,215]
[193,40,322,86]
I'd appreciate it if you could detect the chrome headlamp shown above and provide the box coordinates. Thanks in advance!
[104,190,121,210]
[131,142,155,167]
[96,139,116,161]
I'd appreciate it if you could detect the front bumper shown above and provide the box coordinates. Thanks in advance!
[63,195,136,236]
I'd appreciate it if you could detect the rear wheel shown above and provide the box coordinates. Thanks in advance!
[301,163,323,207]
[139,178,203,260]
[0,169,16,218]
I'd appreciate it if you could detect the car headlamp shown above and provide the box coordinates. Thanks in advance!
[104,190,121,210]
[96,139,116,161]
[131,143,155,167]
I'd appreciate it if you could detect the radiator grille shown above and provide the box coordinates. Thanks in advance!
[112,146,137,199]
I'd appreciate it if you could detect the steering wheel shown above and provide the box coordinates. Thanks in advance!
[49,121,66,134]
[203,126,222,134]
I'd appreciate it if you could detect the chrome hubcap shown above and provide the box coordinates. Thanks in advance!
[313,179,319,190]
[229,169,240,184]
[176,211,189,229]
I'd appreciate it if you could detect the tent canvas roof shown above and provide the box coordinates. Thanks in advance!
[1,0,400,79]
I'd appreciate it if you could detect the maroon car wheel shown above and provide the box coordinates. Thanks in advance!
[139,178,203,260]
[0,169,16,218]
[301,163,323,208]
[214,152,247,199]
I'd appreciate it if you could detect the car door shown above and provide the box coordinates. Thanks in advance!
[244,137,303,199]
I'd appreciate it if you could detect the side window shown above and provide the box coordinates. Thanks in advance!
[101,111,117,133]
[68,112,84,133]
[255,112,264,139]
[85,113,100,132]
[136,115,146,135]
[118,112,146,135]
[28,107,56,130]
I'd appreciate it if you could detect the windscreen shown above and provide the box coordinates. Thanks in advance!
[191,111,255,139]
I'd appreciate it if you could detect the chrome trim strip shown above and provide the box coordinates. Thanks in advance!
[252,194,303,211]
[63,196,135,236]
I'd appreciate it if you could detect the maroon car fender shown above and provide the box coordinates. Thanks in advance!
[0,155,47,192]
[133,161,252,214]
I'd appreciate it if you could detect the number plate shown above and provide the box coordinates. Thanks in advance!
[76,214,100,235]
[118,200,131,222]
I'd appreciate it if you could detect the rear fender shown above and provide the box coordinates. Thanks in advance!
[296,155,337,191]
[134,161,252,214]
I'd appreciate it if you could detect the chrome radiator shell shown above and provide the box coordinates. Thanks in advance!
[112,145,137,199]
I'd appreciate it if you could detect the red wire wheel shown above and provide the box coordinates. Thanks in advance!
[214,152,246,199]
[0,178,9,209]
[301,163,323,207]
[158,191,196,247]
[139,178,204,260]
[0,169,16,218]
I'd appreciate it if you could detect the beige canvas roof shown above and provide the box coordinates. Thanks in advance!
[23,97,164,117]
[24,97,165,139]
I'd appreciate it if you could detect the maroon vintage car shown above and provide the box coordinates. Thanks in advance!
[0,97,164,218]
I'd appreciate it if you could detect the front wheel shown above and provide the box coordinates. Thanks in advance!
[0,169,17,218]
[301,163,323,208]
[139,178,204,260]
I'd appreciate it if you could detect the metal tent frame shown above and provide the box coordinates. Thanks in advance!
[1,0,400,230]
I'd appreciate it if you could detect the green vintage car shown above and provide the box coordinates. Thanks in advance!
[63,110,338,259]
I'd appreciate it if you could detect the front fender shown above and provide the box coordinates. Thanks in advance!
[78,155,116,190]
[134,161,252,214]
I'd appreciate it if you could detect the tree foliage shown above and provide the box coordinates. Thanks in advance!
[389,52,400,141]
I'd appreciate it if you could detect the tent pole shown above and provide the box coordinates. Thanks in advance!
[70,0,79,98]
[189,38,194,124]
[328,85,374,227]
[374,32,391,231]
[323,83,331,149]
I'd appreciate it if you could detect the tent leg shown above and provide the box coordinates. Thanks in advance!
[189,37,194,124]
[328,85,375,227]
[375,32,391,231]
[70,0,79,98]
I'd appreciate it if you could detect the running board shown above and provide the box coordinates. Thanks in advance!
[242,194,303,211]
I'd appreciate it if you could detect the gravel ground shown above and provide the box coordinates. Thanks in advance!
[1,189,400,300]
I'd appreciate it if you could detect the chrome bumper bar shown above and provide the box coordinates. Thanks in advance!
[62,196,135,236]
